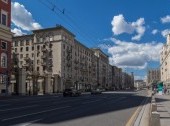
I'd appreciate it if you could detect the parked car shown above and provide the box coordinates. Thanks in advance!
[91,88,102,95]
[63,88,81,97]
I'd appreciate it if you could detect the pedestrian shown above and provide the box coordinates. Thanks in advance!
[164,87,167,95]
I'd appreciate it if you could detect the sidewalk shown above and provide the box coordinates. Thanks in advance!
[155,94,170,126]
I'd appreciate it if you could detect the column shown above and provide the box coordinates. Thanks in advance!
[53,74,58,93]
[18,68,26,95]
[45,74,52,94]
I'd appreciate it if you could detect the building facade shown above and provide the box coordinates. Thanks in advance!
[147,69,160,85]
[160,34,170,87]
[12,26,134,95]
[134,80,146,90]
[0,0,12,94]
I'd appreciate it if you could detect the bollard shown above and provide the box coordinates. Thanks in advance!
[151,103,157,112]
[151,111,160,126]
[152,99,156,103]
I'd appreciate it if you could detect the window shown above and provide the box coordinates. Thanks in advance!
[15,48,17,52]
[43,66,46,71]
[20,47,23,52]
[26,47,29,51]
[0,75,7,84]
[26,54,29,58]
[1,10,8,26]
[37,60,40,65]
[1,41,7,50]
[37,45,40,50]
[37,67,39,71]
[26,40,29,46]
[32,46,34,51]
[1,53,7,68]
[20,41,24,46]
[20,54,23,58]
[14,41,18,46]
[32,53,34,57]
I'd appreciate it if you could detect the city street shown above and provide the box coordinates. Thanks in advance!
[0,90,148,126]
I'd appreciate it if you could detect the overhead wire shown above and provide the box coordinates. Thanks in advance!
[38,0,108,49]
[46,0,100,48]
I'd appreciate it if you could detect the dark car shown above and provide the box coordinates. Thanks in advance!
[91,88,102,95]
[63,88,81,97]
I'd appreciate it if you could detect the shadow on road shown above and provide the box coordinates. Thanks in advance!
[0,90,154,125]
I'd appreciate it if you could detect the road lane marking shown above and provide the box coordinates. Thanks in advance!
[125,97,146,126]
[13,118,43,126]
[0,105,38,112]
[1,106,71,121]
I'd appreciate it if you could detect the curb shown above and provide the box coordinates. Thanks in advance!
[126,90,152,126]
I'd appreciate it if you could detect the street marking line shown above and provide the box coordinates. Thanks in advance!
[13,118,43,126]
[0,105,38,112]
[125,97,146,126]
[1,106,70,121]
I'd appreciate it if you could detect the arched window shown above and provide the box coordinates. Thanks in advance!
[1,53,7,68]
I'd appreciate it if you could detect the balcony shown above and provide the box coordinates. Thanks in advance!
[41,62,46,66]
[41,55,47,59]
[42,48,47,52]
[23,64,29,67]
[24,57,30,61]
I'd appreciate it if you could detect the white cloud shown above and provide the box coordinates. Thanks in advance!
[11,28,26,36]
[11,2,42,31]
[161,29,170,37]
[105,38,163,69]
[152,29,158,35]
[111,14,134,35]
[131,18,145,41]
[161,15,170,23]
[111,14,145,41]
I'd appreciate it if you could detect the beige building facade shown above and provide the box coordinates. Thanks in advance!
[147,69,160,85]
[11,25,134,95]
[160,34,170,87]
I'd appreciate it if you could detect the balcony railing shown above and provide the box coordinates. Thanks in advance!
[41,62,46,66]
[41,55,47,59]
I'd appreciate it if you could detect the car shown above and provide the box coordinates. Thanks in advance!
[63,88,81,97]
[91,88,102,95]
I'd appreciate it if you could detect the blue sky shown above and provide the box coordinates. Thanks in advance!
[11,0,170,80]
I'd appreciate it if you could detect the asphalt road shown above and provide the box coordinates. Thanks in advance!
[0,90,148,126]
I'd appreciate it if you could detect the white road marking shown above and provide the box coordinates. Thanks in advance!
[0,105,38,112]
[2,106,71,121]
[13,118,43,126]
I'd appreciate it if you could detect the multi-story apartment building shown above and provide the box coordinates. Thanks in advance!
[12,26,99,94]
[160,34,170,87]
[12,25,134,95]
[91,48,109,88]
[147,69,160,85]
[112,66,119,90]
[0,0,12,94]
